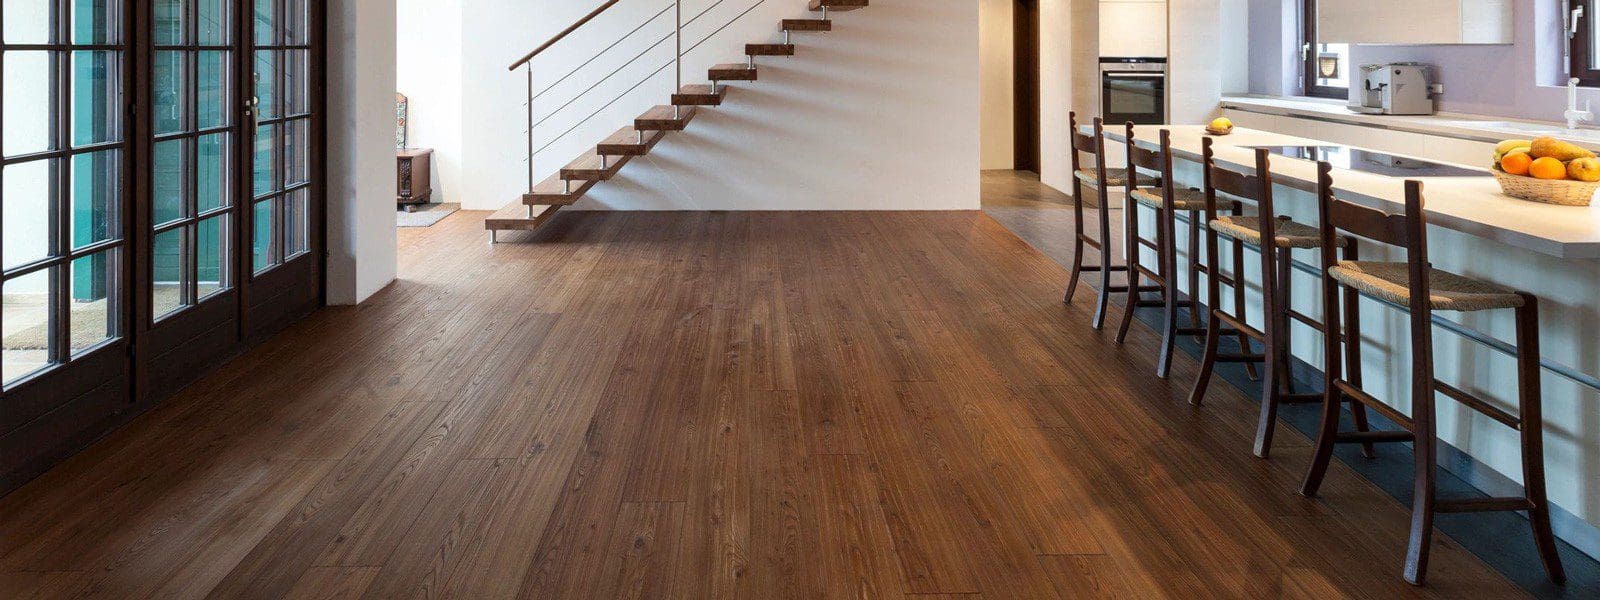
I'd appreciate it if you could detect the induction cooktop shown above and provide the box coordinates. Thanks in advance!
[1246,145,1490,178]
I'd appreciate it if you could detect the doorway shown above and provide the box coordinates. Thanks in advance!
[1013,0,1039,173]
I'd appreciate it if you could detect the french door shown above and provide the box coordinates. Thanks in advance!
[0,0,322,492]
[136,0,320,395]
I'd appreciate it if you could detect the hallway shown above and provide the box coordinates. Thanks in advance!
[0,205,1526,598]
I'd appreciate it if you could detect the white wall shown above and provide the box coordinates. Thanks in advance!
[396,0,463,206]
[433,0,979,211]
[980,0,1016,170]
[1039,0,1097,193]
[326,0,398,304]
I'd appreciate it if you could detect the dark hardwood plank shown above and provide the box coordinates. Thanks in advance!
[0,209,1529,599]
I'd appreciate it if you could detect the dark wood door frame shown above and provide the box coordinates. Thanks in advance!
[1013,0,1041,173]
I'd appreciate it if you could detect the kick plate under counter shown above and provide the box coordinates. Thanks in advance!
[1093,125,1600,259]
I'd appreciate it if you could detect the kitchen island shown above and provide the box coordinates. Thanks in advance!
[1084,124,1600,554]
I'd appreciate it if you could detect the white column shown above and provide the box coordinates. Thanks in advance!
[325,0,399,305]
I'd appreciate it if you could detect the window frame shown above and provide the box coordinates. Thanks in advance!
[1301,0,1349,100]
[1573,0,1600,87]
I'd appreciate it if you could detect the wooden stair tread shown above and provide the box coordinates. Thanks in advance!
[560,151,633,181]
[635,105,698,131]
[746,43,795,56]
[486,203,561,230]
[809,0,867,11]
[708,63,758,81]
[671,84,729,106]
[522,174,595,206]
[597,126,666,155]
[782,18,832,31]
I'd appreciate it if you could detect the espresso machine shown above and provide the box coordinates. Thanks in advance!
[1349,63,1436,116]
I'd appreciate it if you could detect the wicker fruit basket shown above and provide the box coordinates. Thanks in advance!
[1491,166,1599,207]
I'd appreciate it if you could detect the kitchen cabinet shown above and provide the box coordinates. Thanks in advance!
[1317,0,1512,45]
[1099,0,1167,58]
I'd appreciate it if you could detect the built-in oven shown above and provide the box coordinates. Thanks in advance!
[1100,58,1166,125]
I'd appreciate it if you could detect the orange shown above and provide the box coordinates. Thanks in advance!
[1529,157,1568,180]
[1499,151,1532,176]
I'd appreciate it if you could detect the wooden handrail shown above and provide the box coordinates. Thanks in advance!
[508,0,624,71]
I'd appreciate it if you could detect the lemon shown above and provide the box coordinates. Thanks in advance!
[1209,117,1233,131]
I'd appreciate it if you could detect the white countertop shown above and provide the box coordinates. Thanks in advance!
[1093,124,1600,259]
[1220,95,1600,150]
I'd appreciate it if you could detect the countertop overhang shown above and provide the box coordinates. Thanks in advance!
[1089,125,1600,259]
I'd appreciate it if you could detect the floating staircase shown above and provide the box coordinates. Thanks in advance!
[487,0,870,241]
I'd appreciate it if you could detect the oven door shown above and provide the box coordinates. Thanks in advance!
[1102,71,1166,125]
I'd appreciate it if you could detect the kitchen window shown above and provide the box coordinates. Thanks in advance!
[1573,0,1600,86]
[1301,0,1350,99]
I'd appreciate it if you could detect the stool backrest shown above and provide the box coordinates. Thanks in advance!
[1314,162,1434,329]
[1123,123,1174,197]
[1201,137,1277,237]
[1069,112,1105,177]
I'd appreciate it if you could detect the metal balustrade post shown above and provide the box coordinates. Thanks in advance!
[674,0,683,119]
[537,63,544,191]
[526,63,535,193]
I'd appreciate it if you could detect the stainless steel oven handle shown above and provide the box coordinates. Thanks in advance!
[1104,72,1167,78]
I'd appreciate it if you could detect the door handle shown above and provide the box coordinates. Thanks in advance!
[244,96,260,133]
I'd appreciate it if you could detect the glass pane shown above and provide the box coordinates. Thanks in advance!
[72,50,122,147]
[253,0,274,45]
[285,0,307,44]
[285,189,307,257]
[154,0,187,45]
[197,215,227,299]
[198,51,230,130]
[3,0,53,45]
[2,268,54,385]
[152,227,185,318]
[2,159,55,270]
[153,139,187,224]
[154,51,188,136]
[71,0,119,45]
[69,251,115,353]
[253,124,277,196]
[285,119,308,186]
[252,199,274,271]
[3,52,53,157]
[197,133,230,213]
[1315,43,1351,90]
[254,50,277,119]
[284,50,308,115]
[70,150,119,248]
[198,0,230,45]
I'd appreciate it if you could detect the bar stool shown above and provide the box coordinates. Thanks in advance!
[1111,125,1209,378]
[1187,140,1372,460]
[1299,166,1566,586]
[1063,113,1151,329]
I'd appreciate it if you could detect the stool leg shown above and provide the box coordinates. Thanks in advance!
[1093,185,1114,330]
[1115,203,1143,344]
[1188,220,1224,406]
[1276,248,1296,396]
[1404,371,1438,585]
[1231,235,1260,382]
[1187,211,1204,339]
[1254,242,1282,459]
[1303,275,1349,497]
[1516,296,1567,585]
[1064,180,1087,305]
[1341,239,1376,459]
[1156,206,1180,379]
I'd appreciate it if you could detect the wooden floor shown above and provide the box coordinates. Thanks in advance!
[0,206,1528,599]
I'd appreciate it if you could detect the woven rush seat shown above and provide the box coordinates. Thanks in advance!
[1131,187,1207,211]
[1328,261,1524,312]
[1209,215,1324,249]
[1074,168,1162,189]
